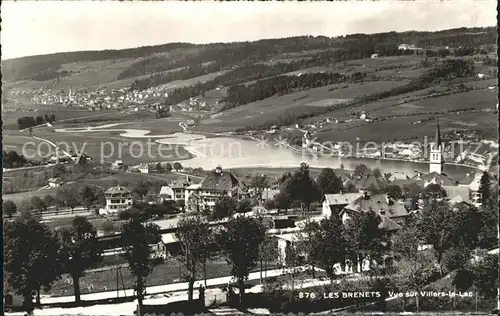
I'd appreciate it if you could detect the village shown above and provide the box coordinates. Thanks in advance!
[4,121,499,315]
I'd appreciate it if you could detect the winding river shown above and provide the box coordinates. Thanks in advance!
[54,123,475,179]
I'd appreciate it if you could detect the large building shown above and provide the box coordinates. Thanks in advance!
[429,120,444,174]
[197,166,247,210]
[103,185,133,213]
[159,167,247,212]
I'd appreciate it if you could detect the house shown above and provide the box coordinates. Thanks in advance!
[275,231,371,273]
[4,281,24,311]
[344,174,388,193]
[247,176,280,194]
[341,192,409,227]
[322,193,361,218]
[112,160,125,170]
[196,166,247,210]
[47,177,63,188]
[158,177,193,203]
[138,163,152,174]
[102,185,133,214]
[261,189,280,202]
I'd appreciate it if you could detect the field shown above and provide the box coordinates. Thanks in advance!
[370,88,497,117]
[2,186,65,206]
[1,103,117,127]
[48,257,280,297]
[315,110,498,144]
[196,80,409,132]
[8,120,192,164]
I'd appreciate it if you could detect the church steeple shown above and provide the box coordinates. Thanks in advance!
[429,119,444,174]
[434,119,442,149]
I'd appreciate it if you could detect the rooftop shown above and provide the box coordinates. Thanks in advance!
[323,193,361,206]
[200,167,244,192]
[344,193,409,218]
[105,185,132,195]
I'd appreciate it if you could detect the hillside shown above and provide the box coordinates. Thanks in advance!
[2,26,497,157]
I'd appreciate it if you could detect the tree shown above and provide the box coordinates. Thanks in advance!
[417,200,457,268]
[59,217,102,303]
[421,183,447,199]
[237,198,253,214]
[173,162,183,172]
[344,211,390,272]
[43,195,56,208]
[316,168,343,195]
[353,164,370,177]
[218,217,266,305]
[258,235,277,282]
[403,182,422,209]
[121,218,162,314]
[304,216,348,282]
[102,220,115,235]
[4,216,62,308]
[175,217,213,301]
[274,191,292,213]
[213,196,237,219]
[372,168,382,179]
[133,180,151,202]
[156,162,163,173]
[3,200,17,218]
[281,163,321,216]
[384,184,403,200]
[250,175,270,191]
[478,171,492,206]
[455,254,499,299]
[165,163,173,172]
[263,199,277,211]
[477,204,499,249]
[30,196,47,216]
[79,185,97,211]
[56,188,79,212]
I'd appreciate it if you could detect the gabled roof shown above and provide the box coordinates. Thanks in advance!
[416,172,458,186]
[200,168,244,192]
[105,185,132,195]
[378,215,402,231]
[391,179,425,188]
[345,174,388,191]
[344,193,409,218]
[445,186,471,203]
[388,172,410,181]
[324,193,361,206]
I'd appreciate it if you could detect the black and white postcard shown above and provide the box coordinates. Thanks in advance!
[2,1,498,315]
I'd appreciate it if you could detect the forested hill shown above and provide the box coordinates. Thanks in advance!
[2,26,495,83]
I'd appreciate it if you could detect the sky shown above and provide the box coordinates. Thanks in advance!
[1,0,497,60]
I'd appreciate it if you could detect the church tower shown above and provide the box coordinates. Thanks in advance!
[429,119,444,174]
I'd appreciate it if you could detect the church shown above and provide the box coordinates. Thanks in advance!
[410,120,482,205]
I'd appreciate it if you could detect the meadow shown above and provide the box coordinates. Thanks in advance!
[315,110,498,144]
[196,80,409,132]
[48,257,281,297]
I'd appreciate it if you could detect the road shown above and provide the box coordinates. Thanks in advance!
[41,266,314,305]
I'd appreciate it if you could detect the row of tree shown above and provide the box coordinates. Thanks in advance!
[2,150,33,169]
[17,113,56,130]
[221,72,366,109]
[3,43,194,82]
[118,26,495,81]
[3,185,106,219]
[130,62,225,91]
[237,57,477,132]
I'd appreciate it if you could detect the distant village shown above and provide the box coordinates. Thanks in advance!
[11,85,218,113]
